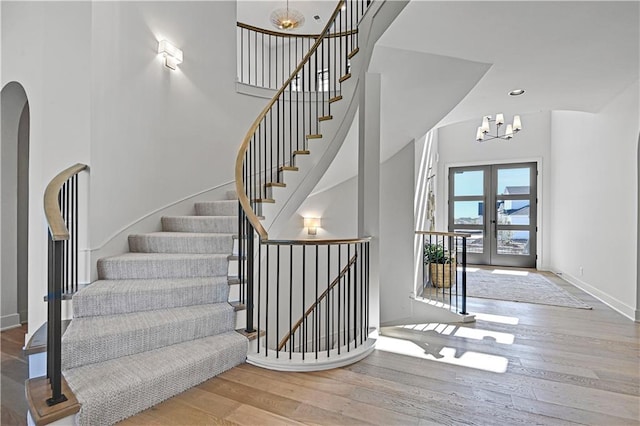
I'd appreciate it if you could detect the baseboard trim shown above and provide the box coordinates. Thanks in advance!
[559,271,638,322]
[1,313,21,331]
[247,336,376,372]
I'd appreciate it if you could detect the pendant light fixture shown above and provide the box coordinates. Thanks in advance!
[270,0,305,31]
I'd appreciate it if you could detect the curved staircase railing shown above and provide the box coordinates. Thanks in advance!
[235,0,372,369]
[26,163,87,423]
[276,245,360,352]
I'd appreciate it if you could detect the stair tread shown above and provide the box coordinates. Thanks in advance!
[100,252,230,261]
[129,232,234,254]
[73,277,230,317]
[131,231,234,237]
[65,303,233,340]
[194,200,238,216]
[64,331,247,426]
[162,216,237,233]
[97,252,230,280]
[62,304,236,370]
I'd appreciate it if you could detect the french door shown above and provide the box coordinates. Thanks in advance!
[448,162,537,268]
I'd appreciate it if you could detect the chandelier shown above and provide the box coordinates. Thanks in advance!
[270,0,305,31]
[476,114,522,142]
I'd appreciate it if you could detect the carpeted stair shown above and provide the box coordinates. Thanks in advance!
[62,191,248,426]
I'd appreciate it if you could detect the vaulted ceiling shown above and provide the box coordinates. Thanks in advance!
[238,1,639,193]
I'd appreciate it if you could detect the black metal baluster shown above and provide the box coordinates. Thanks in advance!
[315,245,319,358]
[265,245,270,356]
[246,220,255,333]
[302,245,306,358]
[289,245,293,358]
[326,245,330,356]
[347,244,351,351]
[276,245,280,358]
[337,244,341,354]
[461,236,468,315]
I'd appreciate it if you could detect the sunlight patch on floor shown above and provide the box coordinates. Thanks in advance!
[375,334,509,373]
[471,312,520,325]
[398,322,514,344]
[491,269,529,277]
[453,326,515,344]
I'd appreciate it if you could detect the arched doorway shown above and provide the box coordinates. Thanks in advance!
[1,81,30,330]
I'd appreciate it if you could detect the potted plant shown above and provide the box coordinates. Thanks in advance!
[424,243,456,288]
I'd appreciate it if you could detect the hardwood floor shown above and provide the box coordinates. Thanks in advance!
[1,324,28,426]
[5,271,639,425]
[123,271,639,425]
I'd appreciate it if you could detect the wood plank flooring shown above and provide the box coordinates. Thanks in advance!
[4,271,639,425]
[123,271,638,425]
[1,324,28,426]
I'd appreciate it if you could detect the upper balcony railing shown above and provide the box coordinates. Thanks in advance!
[237,20,358,90]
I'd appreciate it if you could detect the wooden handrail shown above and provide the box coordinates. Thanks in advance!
[235,0,346,241]
[237,21,357,39]
[44,163,88,241]
[264,237,371,246]
[277,253,358,351]
[416,230,472,238]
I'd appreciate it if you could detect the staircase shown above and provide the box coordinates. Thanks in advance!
[60,192,248,426]
[32,1,410,423]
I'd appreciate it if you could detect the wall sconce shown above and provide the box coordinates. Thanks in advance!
[158,40,183,70]
[304,217,321,235]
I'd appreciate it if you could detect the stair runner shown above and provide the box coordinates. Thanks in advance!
[62,191,247,426]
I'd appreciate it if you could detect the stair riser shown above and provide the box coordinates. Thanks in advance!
[195,201,238,216]
[162,216,237,233]
[73,280,230,317]
[97,256,228,280]
[62,306,235,370]
[128,234,233,254]
[65,332,247,426]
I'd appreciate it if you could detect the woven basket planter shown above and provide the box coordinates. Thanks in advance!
[429,263,456,288]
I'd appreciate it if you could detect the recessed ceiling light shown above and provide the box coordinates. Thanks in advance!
[509,89,526,96]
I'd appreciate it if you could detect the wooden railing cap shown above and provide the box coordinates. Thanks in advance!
[44,163,88,241]
[416,230,472,238]
[263,237,371,246]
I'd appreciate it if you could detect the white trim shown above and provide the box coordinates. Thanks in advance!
[443,156,544,268]
[559,271,638,322]
[1,314,21,331]
[247,338,376,372]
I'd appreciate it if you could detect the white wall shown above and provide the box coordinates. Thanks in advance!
[550,81,639,320]
[2,1,93,336]
[379,141,415,324]
[436,111,553,269]
[89,1,264,256]
[2,1,267,340]
[285,139,417,326]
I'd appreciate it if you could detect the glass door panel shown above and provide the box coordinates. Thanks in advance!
[453,201,484,225]
[491,163,537,267]
[449,162,537,268]
[449,167,489,264]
